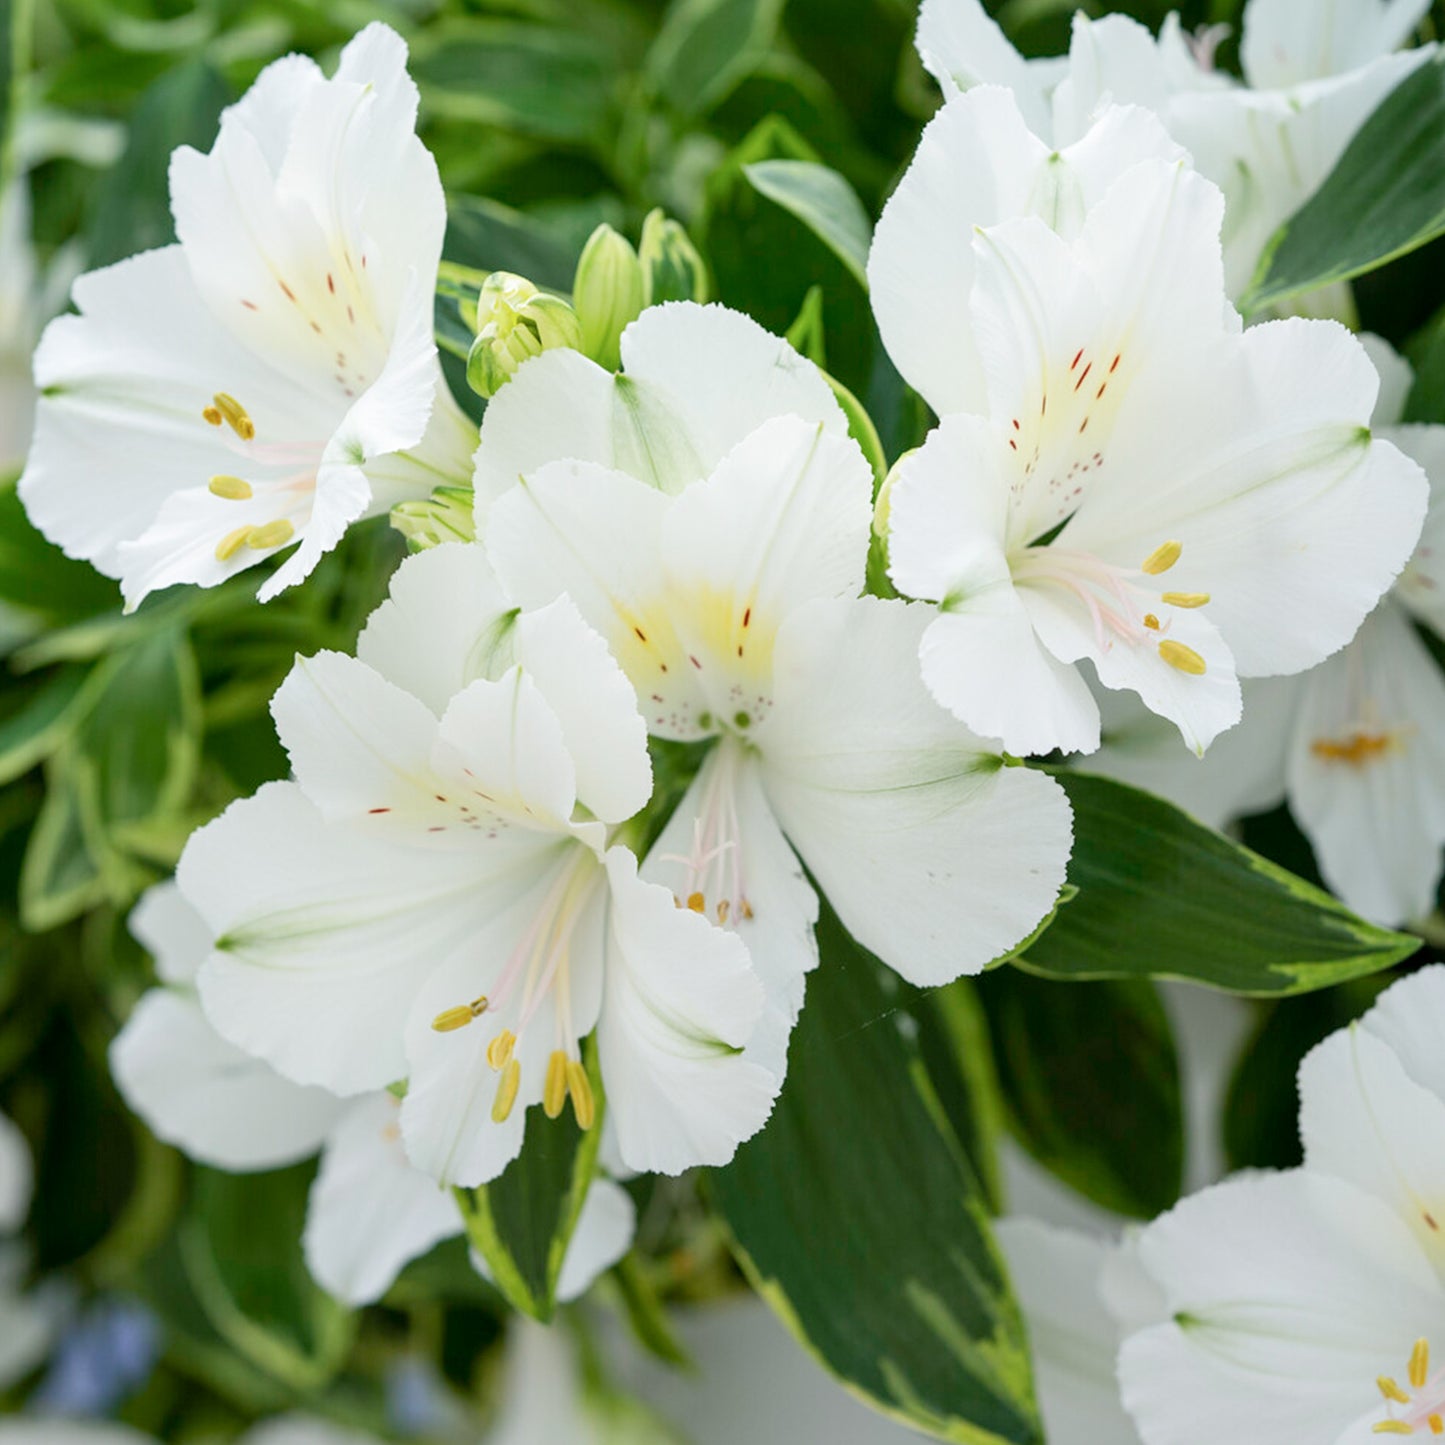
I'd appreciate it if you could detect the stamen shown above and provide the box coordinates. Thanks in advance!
[1383,1379,1413,1405]
[543,1050,568,1119]
[1429,1416,1442,1436]
[686,891,705,913]
[1143,613,1160,630]
[246,519,295,550]
[1374,1424,1414,1436]
[1141,539,1182,575]
[1413,1340,1430,1390]
[211,392,256,440]
[717,899,730,923]
[486,1030,516,1071]
[430,995,488,1033]
[215,525,251,561]
[1162,591,1210,608]
[208,474,253,500]
[491,1058,521,1122]
[566,1060,595,1130]
[1158,640,1206,675]
[202,405,223,426]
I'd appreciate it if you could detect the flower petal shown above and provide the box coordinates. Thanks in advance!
[1240,0,1430,88]
[1389,421,1445,637]
[0,1112,31,1233]
[129,881,214,987]
[1359,966,1445,1114]
[556,1176,636,1302]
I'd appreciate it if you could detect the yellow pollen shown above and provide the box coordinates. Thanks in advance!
[1413,1339,1431,1390]
[740,898,754,920]
[491,1058,521,1122]
[1382,1378,1412,1405]
[486,1030,516,1071]
[202,405,223,426]
[687,891,706,913]
[717,899,730,923]
[543,1050,568,1119]
[430,995,487,1033]
[1430,1416,1443,1436]
[208,474,253,500]
[1143,613,1160,630]
[212,392,255,440]
[1142,539,1182,576]
[566,1060,595,1130]
[1311,731,1394,766]
[1374,1424,1415,1436]
[1162,591,1210,608]
[246,519,295,551]
[1158,639,1207,675]
[215,525,252,561]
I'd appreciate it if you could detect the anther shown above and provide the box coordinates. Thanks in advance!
[566,1060,595,1130]
[687,891,706,913]
[1412,1339,1430,1390]
[486,1030,516,1071]
[1374,1424,1414,1436]
[1162,591,1210,608]
[1158,640,1206,675]
[717,899,730,923]
[212,392,256,440]
[215,525,251,561]
[202,405,223,426]
[1141,539,1182,576]
[430,995,487,1033]
[544,1050,568,1119]
[740,899,754,920]
[1143,613,1160,630]
[491,1058,521,1122]
[1429,1416,1443,1436]
[1381,1378,1412,1405]
[246,519,295,550]
[208,474,254,500]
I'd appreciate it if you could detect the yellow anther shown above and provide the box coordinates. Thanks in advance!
[1142,539,1182,576]
[687,891,706,913]
[215,525,252,561]
[1143,613,1160,630]
[1374,1424,1415,1436]
[1429,1416,1442,1436]
[208,474,253,500]
[491,1058,521,1123]
[717,899,730,924]
[1413,1339,1431,1390]
[1158,640,1207,675]
[740,898,754,920]
[566,1059,595,1130]
[430,995,487,1033]
[486,1030,516,1071]
[1162,591,1210,608]
[212,392,255,440]
[245,519,295,550]
[1381,1378,1412,1405]
[544,1049,568,1119]
[202,405,223,426]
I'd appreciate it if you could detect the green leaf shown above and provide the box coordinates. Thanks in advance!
[1243,53,1445,314]
[456,1051,604,1322]
[710,902,1042,1445]
[785,283,827,365]
[19,751,115,931]
[0,666,92,787]
[0,481,119,625]
[646,0,787,117]
[444,193,578,293]
[982,971,1182,1218]
[743,157,871,287]
[1024,772,1419,994]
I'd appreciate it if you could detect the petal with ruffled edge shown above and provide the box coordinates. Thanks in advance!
[598,848,776,1176]
[760,596,1074,985]
[1360,966,1445,1115]
[129,880,215,987]
[1240,0,1430,89]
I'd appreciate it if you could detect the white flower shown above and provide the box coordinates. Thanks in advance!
[1119,965,1445,1445]
[177,544,775,1186]
[0,1110,53,1391]
[19,23,475,611]
[880,155,1426,756]
[485,403,1074,1071]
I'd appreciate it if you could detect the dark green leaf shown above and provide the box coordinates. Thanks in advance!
[982,970,1182,1218]
[1024,772,1419,994]
[646,0,787,117]
[711,902,1042,1445]
[0,666,92,786]
[444,193,578,293]
[1243,53,1445,314]
[0,481,120,625]
[743,157,872,287]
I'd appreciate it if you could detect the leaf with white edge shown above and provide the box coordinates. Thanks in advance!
[744,158,871,288]
[646,0,787,117]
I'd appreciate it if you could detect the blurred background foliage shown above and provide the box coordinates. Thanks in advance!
[5,0,1445,1438]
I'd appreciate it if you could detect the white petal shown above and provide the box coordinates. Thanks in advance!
[1287,602,1445,924]
[241,1415,386,1445]
[303,1092,460,1305]
[1359,966,1445,1111]
[1389,421,1445,637]
[598,848,777,1176]
[0,1112,31,1233]
[760,597,1074,984]
[1241,0,1430,87]
[0,1425,154,1445]
[557,1176,636,1302]
[128,880,213,987]
[111,990,345,1170]
[1360,333,1416,429]
[914,0,1056,135]
[1120,1169,1444,1445]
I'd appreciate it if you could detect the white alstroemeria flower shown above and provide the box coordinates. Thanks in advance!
[19,23,475,611]
[0,1110,54,1390]
[472,300,847,522]
[1119,965,1445,1445]
[882,157,1426,757]
[913,0,1432,302]
[178,544,775,1186]
[1087,337,1445,925]
[486,411,1074,1071]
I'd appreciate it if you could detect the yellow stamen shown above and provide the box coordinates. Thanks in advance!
[1158,639,1206,675]
[717,899,730,923]
[1381,1378,1412,1405]
[543,1050,568,1119]
[566,1060,595,1130]
[1143,613,1160,630]
[202,405,223,426]
[486,1030,516,1071]
[740,898,754,920]
[1311,731,1394,765]
[1412,1339,1430,1390]
[1141,539,1182,576]
[430,995,487,1033]
[1374,1424,1415,1436]
[215,525,251,561]
[212,392,255,440]
[1162,591,1210,608]
[687,891,706,913]
[246,519,295,551]
[491,1058,521,1122]
[1429,1416,1442,1436]
[208,474,253,500]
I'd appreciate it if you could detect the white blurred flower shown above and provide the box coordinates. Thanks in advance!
[0,1110,54,1390]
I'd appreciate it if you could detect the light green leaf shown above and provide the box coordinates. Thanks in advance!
[645,0,787,117]
[710,902,1043,1445]
[743,157,871,287]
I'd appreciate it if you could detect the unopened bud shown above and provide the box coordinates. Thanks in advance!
[639,208,709,306]
[573,223,645,371]
[390,484,477,552]
[466,271,582,399]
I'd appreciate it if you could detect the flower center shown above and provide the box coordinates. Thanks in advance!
[1374,1338,1445,1435]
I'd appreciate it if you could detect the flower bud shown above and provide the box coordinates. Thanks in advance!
[638,208,709,306]
[390,484,477,552]
[466,271,582,399]
[573,223,645,371]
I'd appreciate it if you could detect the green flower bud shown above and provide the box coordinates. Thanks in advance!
[390,484,477,552]
[573,223,645,371]
[638,208,709,307]
[466,271,582,399]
